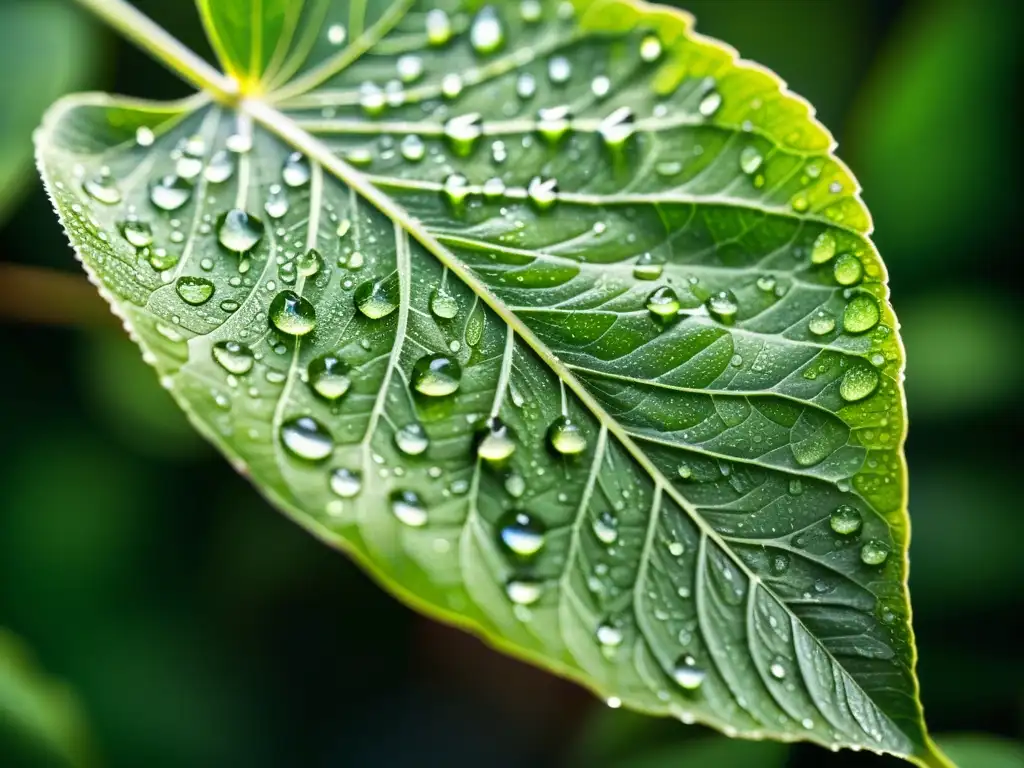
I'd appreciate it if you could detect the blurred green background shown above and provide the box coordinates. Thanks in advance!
[1,0,1021,766]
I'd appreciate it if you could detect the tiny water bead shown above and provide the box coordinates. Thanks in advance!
[282,152,312,187]
[430,286,459,319]
[83,170,122,205]
[633,253,665,280]
[516,72,537,99]
[498,511,546,557]
[646,286,680,319]
[269,290,317,336]
[843,294,880,333]
[329,468,362,498]
[547,416,587,455]
[808,310,836,336]
[740,146,763,174]
[860,539,890,566]
[425,8,452,46]
[395,422,430,456]
[149,174,192,211]
[769,659,787,680]
[211,340,254,375]
[476,417,516,462]
[120,218,153,248]
[596,622,624,648]
[811,231,837,264]
[175,276,215,305]
[217,209,265,252]
[672,656,706,690]
[354,275,400,319]
[327,24,346,45]
[307,354,351,400]
[391,489,428,527]
[411,354,462,397]
[705,290,739,323]
[839,366,880,403]
[280,416,334,461]
[470,6,504,54]
[829,504,862,535]
[505,578,543,606]
[833,253,864,286]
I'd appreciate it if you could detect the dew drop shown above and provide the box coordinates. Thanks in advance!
[327,23,346,45]
[412,353,462,397]
[833,253,864,286]
[149,174,192,211]
[740,146,763,174]
[204,150,234,183]
[226,133,252,153]
[359,81,386,115]
[280,416,334,461]
[430,286,459,319]
[537,105,572,144]
[441,73,463,99]
[217,209,265,252]
[808,311,836,336]
[515,72,537,99]
[672,656,706,690]
[395,422,430,456]
[477,417,516,462]
[505,473,526,498]
[506,578,543,605]
[829,504,862,535]
[593,512,618,545]
[770,552,791,575]
[547,416,587,455]
[307,354,351,400]
[444,113,483,157]
[547,55,571,85]
[639,35,662,62]
[698,90,722,117]
[211,340,254,375]
[470,6,504,54]
[499,511,546,557]
[811,231,837,264]
[175,276,214,305]
[769,659,787,680]
[646,286,680,319]
[148,249,179,271]
[598,106,635,147]
[860,539,890,566]
[596,622,623,647]
[83,170,121,205]
[591,75,611,99]
[482,177,506,199]
[391,490,428,527]
[264,185,289,219]
[400,134,426,162]
[843,295,880,333]
[330,468,362,498]
[120,218,153,248]
[705,290,739,323]
[282,152,311,187]
[354,275,400,319]
[135,126,155,146]
[839,366,880,403]
[425,9,452,46]
[633,253,664,280]
[527,176,558,210]
[175,137,205,180]
[396,54,424,83]
[520,0,542,22]
[269,290,317,336]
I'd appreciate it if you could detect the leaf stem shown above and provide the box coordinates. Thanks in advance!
[73,0,238,102]
[0,264,118,328]
[915,738,960,768]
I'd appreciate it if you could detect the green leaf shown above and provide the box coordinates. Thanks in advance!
[0,629,96,768]
[34,0,947,765]
[0,1,99,224]
[937,735,1024,768]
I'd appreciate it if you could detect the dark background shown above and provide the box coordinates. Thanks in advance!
[1,0,1020,766]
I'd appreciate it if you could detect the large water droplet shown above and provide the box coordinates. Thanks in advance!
[211,340,254,375]
[205,150,234,183]
[442,173,470,206]
[430,286,459,319]
[505,578,543,605]
[280,416,334,460]
[740,146,763,174]
[596,621,623,647]
[843,295,880,333]
[395,422,430,456]
[354,274,400,319]
[646,286,680,319]
[829,504,862,535]
[470,6,504,54]
[705,290,739,323]
[477,417,515,462]
[175,276,214,305]
[811,231,837,264]
[547,416,587,455]
[391,490,428,527]
[269,290,316,336]
[632,253,664,280]
[329,468,362,498]
[135,126,155,147]
[598,106,635,147]
[839,366,879,402]
[698,90,722,117]
[672,656,706,690]
[149,174,192,211]
[498,511,546,557]
[860,540,890,566]
[120,218,153,248]
[217,209,265,252]
[411,353,462,397]
[808,311,836,336]
[833,253,864,286]
[593,511,618,544]
[264,185,289,219]
[282,152,311,187]
[444,113,483,157]
[425,9,452,46]
[537,105,572,144]
[83,170,121,205]
[307,354,351,400]
[527,176,558,210]
[400,134,426,162]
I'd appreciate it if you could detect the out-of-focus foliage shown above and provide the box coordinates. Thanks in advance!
[938,735,1024,768]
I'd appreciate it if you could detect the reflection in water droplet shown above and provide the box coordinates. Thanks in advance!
[672,656,706,690]
[547,416,587,455]
[470,6,504,54]
[843,295,880,333]
[430,286,458,319]
[269,290,317,336]
[498,511,546,557]
[633,253,664,280]
[411,353,462,397]
[217,209,265,252]
[297,248,321,277]
[148,249,179,271]
[830,505,862,535]
[264,185,289,219]
[477,417,515,462]
[391,489,428,527]
[149,174,192,211]
[354,275,400,319]
[282,152,311,187]
[860,539,890,566]
[705,290,739,323]
[175,276,214,305]
[280,416,334,460]
[307,354,351,400]
[593,512,618,544]
[646,286,680,319]
[395,422,430,456]
[330,468,362,498]
[839,366,880,402]
[83,171,122,205]
[505,578,543,605]
[212,340,254,375]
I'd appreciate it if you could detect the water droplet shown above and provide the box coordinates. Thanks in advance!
[860,539,890,566]
[476,417,516,462]
[770,552,790,575]
[655,160,682,177]
[470,6,504,54]
[280,416,334,460]
[698,90,722,117]
[412,353,462,397]
[830,504,862,535]
[740,146,763,174]
[593,512,618,544]
[639,34,662,62]
[527,176,558,210]
[83,170,121,205]
[596,622,623,647]
[425,9,452,46]
[840,366,879,402]
[441,73,463,99]
[506,578,543,605]
[482,177,506,199]
[811,231,837,264]
[537,105,572,144]
[307,354,351,400]
[516,72,537,99]
[330,468,362,498]
[120,218,153,248]
[442,173,470,206]
[499,511,546,557]
[505,473,526,498]
[226,133,252,153]
[205,150,234,183]
[391,490,428,527]
[843,295,880,333]
[175,276,214,305]
[175,137,205,179]
[808,311,836,336]
[354,274,400,319]
[444,113,483,157]
[598,106,635,147]
[646,286,680,319]
[211,340,254,375]
[327,23,346,45]
[264,186,289,219]
[672,656,706,690]
[135,126,155,146]
[547,416,586,455]
[269,290,316,336]
[632,253,664,280]
[297,249,321,278]
[833,253,864,286]
[217,209,265,252]
[359,81,386,115]
[395,422,430,456]
[282,152,311,187]
[769,659,787,679]
[396,54,423,83]
[591,75,611,99]
[548,55,571,84]
[400,134,425,162]
[149,174,192,211]
[148,249,179,271]
[756,275,777,292]
[429,286,459,319]
[705,290,739,323]
[677,463,692,480]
